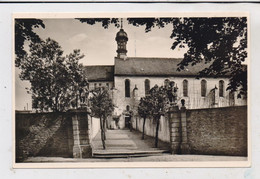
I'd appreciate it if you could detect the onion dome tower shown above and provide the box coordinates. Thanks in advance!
[115,19,128,59]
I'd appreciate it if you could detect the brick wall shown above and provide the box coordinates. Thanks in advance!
[186,106,247,156]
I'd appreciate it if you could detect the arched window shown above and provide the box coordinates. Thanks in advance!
[219,80,224,97]
[126,105,130,111]
[125,79,130,97]
[183,80,188,97]
[145,79,150,96]
[164,79,170,87]
[201,79,207,97]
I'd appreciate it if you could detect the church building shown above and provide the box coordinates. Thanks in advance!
[84,25,247,129]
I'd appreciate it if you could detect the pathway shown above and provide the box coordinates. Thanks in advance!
[91,129,170,158]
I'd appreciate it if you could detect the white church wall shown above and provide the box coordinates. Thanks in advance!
[114,75,247,129]
[132,115,170,143]
[90,116,101,142]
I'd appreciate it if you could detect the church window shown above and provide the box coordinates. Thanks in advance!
[201,80,207,97]
[145,79,150,96]
[219,80,224,97]
[126,105,130,111]
[183,80,188,97]
[125,79,130,97]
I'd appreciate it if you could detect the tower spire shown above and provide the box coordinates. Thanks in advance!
[115,18,128,59]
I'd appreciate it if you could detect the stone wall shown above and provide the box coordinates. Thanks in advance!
[186,106,247,156]
[16,110,100,162]
[16,112,73,162]
[132,106,247,156]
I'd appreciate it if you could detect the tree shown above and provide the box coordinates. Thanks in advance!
[77,18,120,29]
[147,85,168,148]
[127,17,247,97]
[17,38,85,112]
[89,87,114,149]
[138,96,151,140]
[16,18,248,97]
[78,17,248,97]
[15,18,45,67]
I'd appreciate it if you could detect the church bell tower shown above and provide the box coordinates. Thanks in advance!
[115,19,128,59]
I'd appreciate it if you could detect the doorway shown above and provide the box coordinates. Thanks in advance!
[125,116,131,129]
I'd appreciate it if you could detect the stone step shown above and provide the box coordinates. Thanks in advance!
[93,149,170,158]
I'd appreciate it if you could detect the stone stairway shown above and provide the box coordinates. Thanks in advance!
[91,129,170,158]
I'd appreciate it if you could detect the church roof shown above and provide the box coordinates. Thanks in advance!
[84,65,114,82]
[83,58,244,81]
[114,57,212,77]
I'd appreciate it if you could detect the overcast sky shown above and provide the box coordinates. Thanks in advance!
[15,18,187,110]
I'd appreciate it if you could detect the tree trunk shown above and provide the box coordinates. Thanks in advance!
[155,116,160,148]
[142,117,146,140]
[100,117,106,149]
[103,118,106,140]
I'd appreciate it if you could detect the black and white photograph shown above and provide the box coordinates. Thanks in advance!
[14,14,249,167]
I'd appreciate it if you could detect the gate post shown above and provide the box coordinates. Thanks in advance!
[180,105,190,154]
[168,105,181,154]
[70,109,92,158]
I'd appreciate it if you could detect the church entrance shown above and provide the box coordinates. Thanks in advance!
[125,116,131,129]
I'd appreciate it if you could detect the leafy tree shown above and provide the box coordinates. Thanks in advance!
[16,18,248,97]
[78,17,247,97]
[138,96,151,140]
[89,87,114,149]
[77,18,120,29]
[15,18,45,67]
[128,17,247,97]
[18,38,85,112]
[147,85,168,148]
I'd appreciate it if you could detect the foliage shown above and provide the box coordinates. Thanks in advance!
[148,85,169,118]
[77,18,120,29]
[143,85,169,147]
[89,87,114,119]
[18,38,85,112]
[15,18,45,67]
[128,17,248,97]
[138,97,151,119]
[77,17,247,97]
[138,96,152,139]
[89,87,114,149]
[17,18,247,97]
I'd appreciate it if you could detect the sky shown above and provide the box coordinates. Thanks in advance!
[15,18,187,110]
